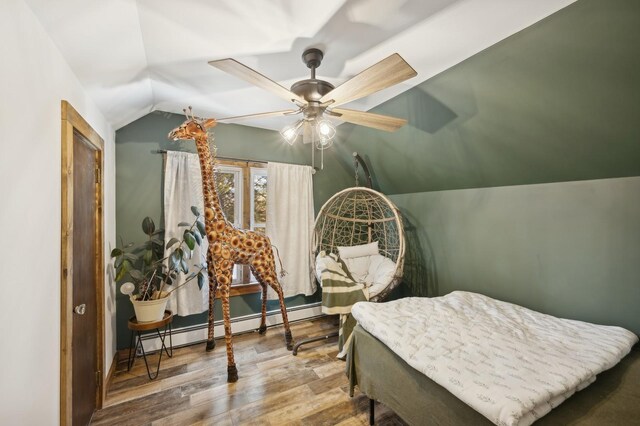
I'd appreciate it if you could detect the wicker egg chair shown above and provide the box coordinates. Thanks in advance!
[313,186,405,302]
[292,164,405,355]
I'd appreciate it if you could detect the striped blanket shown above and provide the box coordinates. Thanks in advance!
[316,252,369,357]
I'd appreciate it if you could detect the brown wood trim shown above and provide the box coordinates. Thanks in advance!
[216,283,262,298]
[60,119,74,426]
[60,100,106,425]
[103,352,119,403]
[217,158,266,169]
[61,101,104,150]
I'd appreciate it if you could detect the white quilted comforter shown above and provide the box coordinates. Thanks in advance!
[351,292,638,426]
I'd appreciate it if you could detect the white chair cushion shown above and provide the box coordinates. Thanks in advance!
[316,248,396,298]
[365,254,396,297]
[343,256,371,283]
[337,241,379,259]
[342,253,396,297]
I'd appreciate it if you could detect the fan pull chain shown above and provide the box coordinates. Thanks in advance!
[311,132,315,170]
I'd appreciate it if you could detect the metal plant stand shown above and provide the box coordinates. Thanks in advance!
[127,310,174,380]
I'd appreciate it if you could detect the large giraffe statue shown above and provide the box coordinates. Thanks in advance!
[168,110,293,382]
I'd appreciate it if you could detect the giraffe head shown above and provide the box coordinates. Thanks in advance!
[168,107,217,141]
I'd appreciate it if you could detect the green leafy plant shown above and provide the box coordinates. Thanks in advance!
[111,206,207,301]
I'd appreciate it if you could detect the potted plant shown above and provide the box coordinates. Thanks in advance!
[111,206,207,322]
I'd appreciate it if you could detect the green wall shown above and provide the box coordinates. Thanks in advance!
[338,0,640,194]
[115,111,352,349]
[390,177,640,335]
[336,0,640,334]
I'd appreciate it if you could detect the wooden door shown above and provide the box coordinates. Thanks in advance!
[61,101,104,425]
[72,130,99,424]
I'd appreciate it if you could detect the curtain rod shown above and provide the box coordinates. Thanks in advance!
[154,149,267,165]
[154,149,317,173]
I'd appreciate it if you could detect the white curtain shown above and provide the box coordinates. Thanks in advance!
[266,162,316,299]
[163,151,209,316]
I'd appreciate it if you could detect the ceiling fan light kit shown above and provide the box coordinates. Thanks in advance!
[316,120,336,145]
[280,119,304,145]
[209,48,417,169]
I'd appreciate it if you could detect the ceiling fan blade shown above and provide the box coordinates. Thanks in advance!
[330,108,407,132]
[209,58,306,105]
[320,53,417,107]
[216,109,299,123]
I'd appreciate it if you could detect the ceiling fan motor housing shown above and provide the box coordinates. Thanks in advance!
[291,79,334,119]
[291,79,334,102]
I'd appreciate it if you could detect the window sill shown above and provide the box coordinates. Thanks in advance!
[215,282,261,298]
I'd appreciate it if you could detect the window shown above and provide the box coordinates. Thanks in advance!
[214,160,267,295]
[251,168,267,234]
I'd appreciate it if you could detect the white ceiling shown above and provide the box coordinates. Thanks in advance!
[25,0,575,131]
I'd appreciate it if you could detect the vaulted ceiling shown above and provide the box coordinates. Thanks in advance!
[25,0,574,130]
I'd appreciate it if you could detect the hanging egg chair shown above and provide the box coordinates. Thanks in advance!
[313,186,405,302]
[292,153,406,356]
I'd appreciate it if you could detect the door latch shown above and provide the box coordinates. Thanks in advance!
[73,304,86,315]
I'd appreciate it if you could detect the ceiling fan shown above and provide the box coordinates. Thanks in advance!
[209,48,417,147]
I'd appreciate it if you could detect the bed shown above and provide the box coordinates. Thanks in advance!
[347,292,639,425]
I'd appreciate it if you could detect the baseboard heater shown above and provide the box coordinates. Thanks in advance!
[137,302,323,353]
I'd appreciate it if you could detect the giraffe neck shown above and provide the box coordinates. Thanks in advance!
[194,134,227,223]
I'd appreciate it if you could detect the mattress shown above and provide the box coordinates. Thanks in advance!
[347,324,640,426]
[350,292,638,425]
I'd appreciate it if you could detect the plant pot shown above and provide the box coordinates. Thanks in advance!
[130,291,169,323]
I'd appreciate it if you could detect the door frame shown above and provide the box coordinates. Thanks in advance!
[60,100,105,425]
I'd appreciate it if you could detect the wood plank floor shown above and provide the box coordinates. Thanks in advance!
[92,317,406,426]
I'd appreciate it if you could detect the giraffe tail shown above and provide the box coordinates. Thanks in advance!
[271,244,288,278]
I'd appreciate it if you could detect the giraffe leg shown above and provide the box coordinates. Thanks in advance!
[251,250,293,350]
[222,290,237,382]
[205,251,217,351]
[259,278,268,335]
[263,271,293,351]
[217,263,237,382]
[249,265,268,335]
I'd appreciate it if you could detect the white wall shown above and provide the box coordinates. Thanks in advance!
[391,176,640,336]
[0,0,116,423]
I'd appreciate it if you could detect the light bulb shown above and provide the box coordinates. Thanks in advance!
[315,119,336,141]
[319,122,331,136]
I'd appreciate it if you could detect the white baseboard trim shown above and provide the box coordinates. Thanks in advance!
[139,302,323,352]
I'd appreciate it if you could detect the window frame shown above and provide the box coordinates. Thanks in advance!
[214,159,267,297]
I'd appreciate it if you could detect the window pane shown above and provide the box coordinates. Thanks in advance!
[253,174,267,224]
[215,171,235,223]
